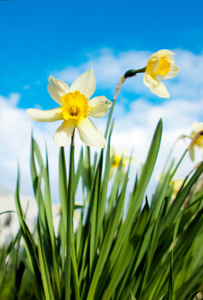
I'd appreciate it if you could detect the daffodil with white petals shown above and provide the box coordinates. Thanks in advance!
[144,50,180,98]
[27,69,112,148]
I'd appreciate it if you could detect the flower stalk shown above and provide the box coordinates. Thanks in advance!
[113,67,146,101]
[65,143,75,300]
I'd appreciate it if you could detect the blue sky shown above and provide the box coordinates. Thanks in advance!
[0,0,203,198]
[1,0,203,109]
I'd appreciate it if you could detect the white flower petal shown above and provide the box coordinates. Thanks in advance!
[192,122,203,132]
[48,76,70,106]
[157,64,180,80]
[70,69,96,99]
[154,49,174,57]
[53,120,75,146]
[77,117,105,148]
[87,96,112,118]
[166,55,175,64]
[144,74,169,98]
[27,108,63,122]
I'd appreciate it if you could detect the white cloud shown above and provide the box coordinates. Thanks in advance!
[0,94,59,200]
[0,49,202,207]
[54,48,203,101]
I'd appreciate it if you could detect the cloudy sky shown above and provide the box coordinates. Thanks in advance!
[0,0,203,202]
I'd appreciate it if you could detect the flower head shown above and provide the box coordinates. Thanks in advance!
[170,178,184,199]
[188,122,203,161]
[144,50,180,98]
[27,69,112,148]
[109,147,137,179]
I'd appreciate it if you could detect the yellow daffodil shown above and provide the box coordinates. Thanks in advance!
[109,147,137,179]
[157,170,184,199]
[27,69,112,148]
[188,122,203,161]
[144,50,180,98]
[170,178,184,199]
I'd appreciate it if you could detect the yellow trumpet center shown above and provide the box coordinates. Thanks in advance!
[61,91,89,124]
[191,133,203,148]
[154,57,170,76]
[112,155,126,168]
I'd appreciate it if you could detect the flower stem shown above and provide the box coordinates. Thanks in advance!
[113,67,146,101]
[71,128,75,146]
[65,142,75,300]
[124,67,146,78]
[106,66,146,138]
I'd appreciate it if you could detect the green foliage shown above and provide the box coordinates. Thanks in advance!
[1,115,203,300]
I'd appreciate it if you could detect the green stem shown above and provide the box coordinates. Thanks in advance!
[104,98,116,138]
[170,149,188,180]
[124,67,146,78]
[65,139,75,300]
[105,67,146,138]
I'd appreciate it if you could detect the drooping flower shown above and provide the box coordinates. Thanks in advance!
[144,50,180,98]
[188,122,203,161]
[27,69,112,148]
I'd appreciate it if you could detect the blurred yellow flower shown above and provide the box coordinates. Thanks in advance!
[189,122,203,161]
[109,147,137,179]
[144,50,180,98]
[27,69,112,148]
[170,178,184,199]
[157,171,184,199]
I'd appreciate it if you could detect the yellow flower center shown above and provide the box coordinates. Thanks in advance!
[194,135,203,148]
[112,155,126,168]
[61,91,89,124]
[154,57,170,76]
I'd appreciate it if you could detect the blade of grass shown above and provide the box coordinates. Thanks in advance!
[65,144,74,300]
[98,119,163,291]
[86,172,128,300]
[15,164,45,300]
[37,218,55,300]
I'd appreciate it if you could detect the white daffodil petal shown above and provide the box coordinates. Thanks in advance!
[155,50,174,57]
[77,117,105,148]
[166,55,175,64]
[144,74,169,98]
[53,120,75,147]
[87,96,112,118]
[192,122,203,132]
[48,76,70,106]
[27,108,63,122]
[160,64,180,80]
[70,69,96,99]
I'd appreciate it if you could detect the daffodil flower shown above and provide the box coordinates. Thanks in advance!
[27,69,112,148]
[188,122,203,161]
[170,178,184,199]
[109,147,137,179]
[144,50,180,98]
[157,170,184,199]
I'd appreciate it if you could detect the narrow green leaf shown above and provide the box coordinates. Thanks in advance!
[65,144,75,300]
[87,173,128,300]
[37,219,55,300]
[44,147,61,299]
[15,164,45,300]
[98,119,163,291]
[59,147,68,232]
